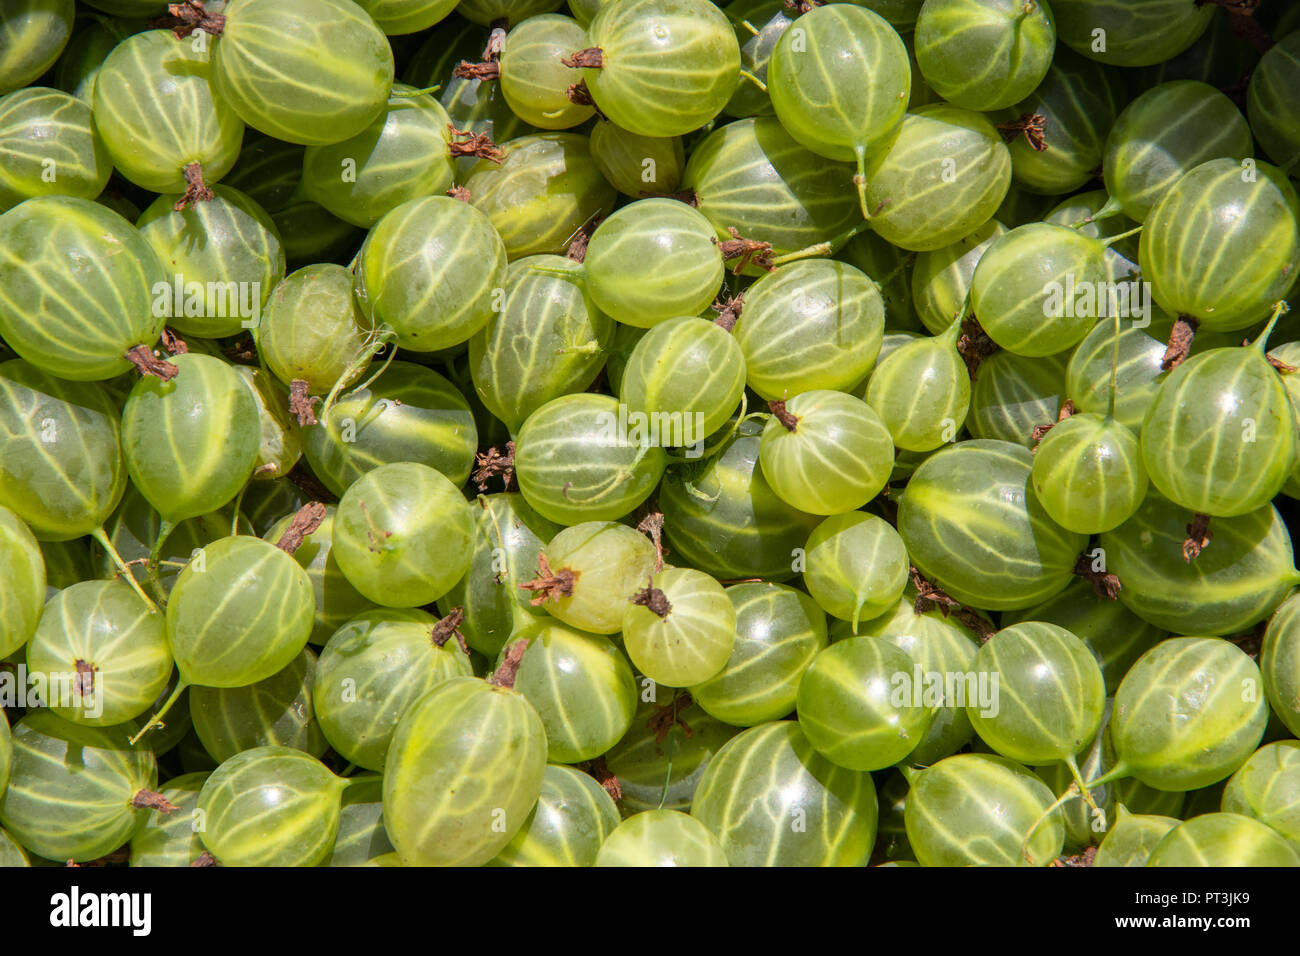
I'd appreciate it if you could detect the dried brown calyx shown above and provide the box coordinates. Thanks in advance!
[712,294,743,331]
[289,379,320,427]
[647,691,695,743]
[582,755,622,801]
[565,81,605,119]
[74,660,96,699]
[151,0,225,39]
[161,328,188,355]
[275,502,327,555]
[636,511,667,572]
[285,461,337,504]
[631,580,672,617]
[132,789,180,813]
[430,607,470,657]
[223,333,258,363]
[783,0,824,12]
[1031,399,1075,447]
[956,316,998,381]
[1161,316,1198,371]
[562,48,606,69]
[1073,551,1121,600]
[1267,352,1297,373]
[448,124,505,163]
[768,399,799,432]
[125,345,179,381]
[1050,846,1097,868]
[472,441,516,492]
[566,216,603,263]
[453,60,501,81]
[714,226,775,274]
[446,185,472,203]
[174,162,215,212]
[191,851,218,867]
[520,553,578,605]
[489,639,529,689]
[1197,0,1275,53]
[910,566,996,642]
[1183,513,1213,562]
[996,113,1048,152]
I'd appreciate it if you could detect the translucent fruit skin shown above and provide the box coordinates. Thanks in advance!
[0,87,111,212]
[622,567,736,688]
[1050,0,1214,68]
[1221,740,1300,846]
[1031,413,1148,535]
[595,809,728,866]
[490,763,620,866]
[1146,813,1300,867]
[865,319,970,452]
[1261,594,1300,738]
[801,512,908,630]
[499,14,594,130]
[1093,805,1180,867]
[0,504,45,658]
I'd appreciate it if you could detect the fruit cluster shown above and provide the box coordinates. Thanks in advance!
[1,0,1299,868]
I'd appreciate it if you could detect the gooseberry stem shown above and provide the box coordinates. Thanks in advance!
[342,773,383,787]
[768,220,872,266]
[1069,194,1125,230]
[1101,225,1143,248]
[739,18,761,36]
[853,145,871,222]
[91,528,161,614]
[1251,300,1290,353]
[318,326,398,424]
[1020,781,1077,864]
[1106,312,1121,423]
[738,69,767,92]
[129,679,190,746]
[1079,763,1130,791]
[1064,754,1103,817]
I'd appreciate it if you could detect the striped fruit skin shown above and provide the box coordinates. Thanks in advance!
[660,422,821,581]
[0,197,166,380]
[1143,159,1300,331]
[459,0,562,25]
[969,622,1105,765]
[302,361,478,495]
[1104,81,1254,223]
[691,720,878,866]
[98,487,232,597]
[1031,413,1149,535]
[500,14,594,130]
[1093,805,1180,867]
[761,390,893,514]
[581,0,740,138]
[1222,740,1300,845]
[26,580,171,727]
[53,17,135,104]
[490,763,620,866]
[850,592,981,764]
[232,365,302,480]
[1044,189,1141,282]
[0,87,111,212]
[383,677,547,866]
[471,255,614,433]
[839,229,922,332]
[623,567,737,689]
[604,694,739,812]
[1113,637,1268,792]
[861,104,1011,251]
[128,772,208,867]
[357,195,507,351]
[910,219,1005,335]
[721,0,790,118]
[1003,579,1165,694]
[1273,340,1300,497]
[904,752,1063,866]
[734,259,885,399]
[584,198,723,329]
[437,494,560,658]
[191,647,329,764]
[683,116,860,263]
[121,353,260,523]
[913,0,1055,112]
[595,809,729,866]
[514,393,668,526]
[354,0,458,34]
[1261,594,1300,738]
[0,505,44,658]
[325,778,393,867]
[768,3,908,163]
[539,520,658,634]
[332,461,474,608]
[898,439,1086,611]
[620,316,746,442]
[972,223,1108,356]
[798,637,933,772]
[1148,813,1300,866]
[0,711,156,862]
[314,608,473,771]
[1140,344,1296,517]
[0,362,125,541]
[301,84,455,228]
[865,319,970,452]
[0,827,28,867]
[691,582,827,727]
[1004,48,1120,196]
[968,349,1067,449]
[138,186,285,339]
[589,120,684,197]
[464,132,616,259]
[802,512,909,630]
[258,264,376,395]
[167,535,315,687]
[1050,0,1213,67]
[1066,317,1172,433]
[508,620,637,763]
[1248,32,1300,171]
[212,0,394,147]
[0,0,73,95]
[1100,497,1300,636]
[93,30,243,194]
[198,746,346,866]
